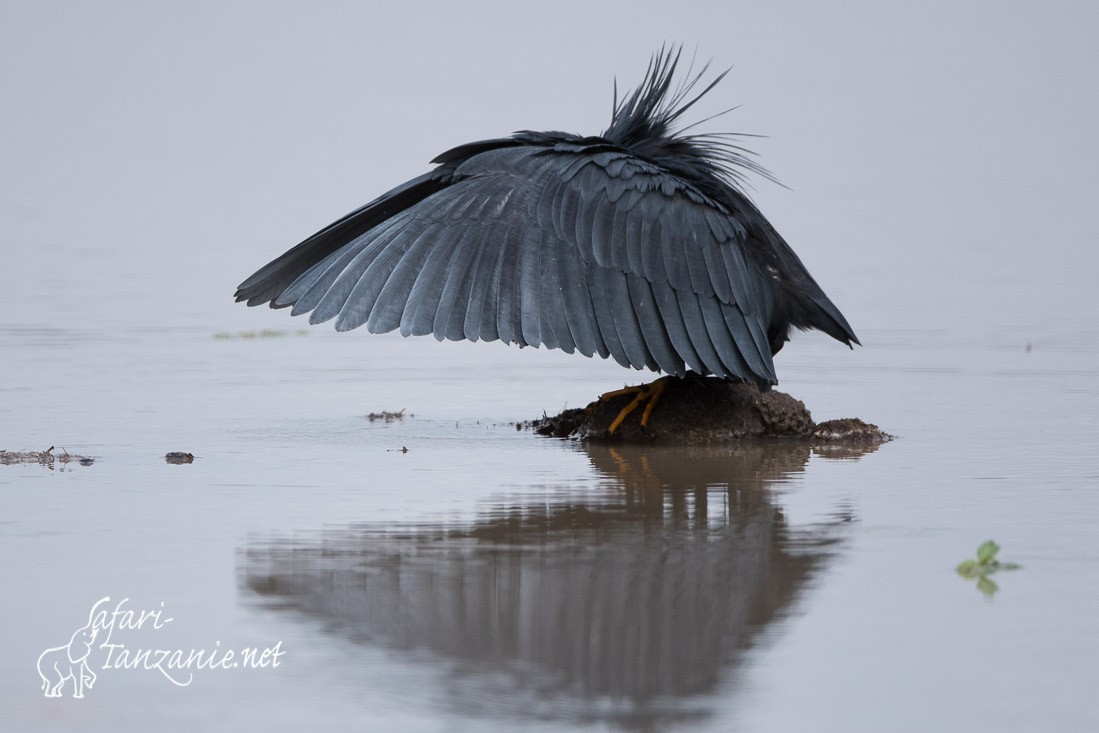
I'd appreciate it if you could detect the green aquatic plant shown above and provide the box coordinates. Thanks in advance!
[956,540,1021,595]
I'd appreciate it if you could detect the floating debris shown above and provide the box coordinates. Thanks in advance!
[365,409,410,423]
[1,446,94,468]
[165,452,195,464]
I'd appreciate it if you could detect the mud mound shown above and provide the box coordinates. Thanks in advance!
[526,377,892,446]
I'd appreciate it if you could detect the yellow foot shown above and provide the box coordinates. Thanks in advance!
[602,378,669,434]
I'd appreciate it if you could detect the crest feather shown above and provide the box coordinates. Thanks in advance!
[602,45,779,197]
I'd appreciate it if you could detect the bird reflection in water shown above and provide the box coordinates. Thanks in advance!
[241,442,876,727]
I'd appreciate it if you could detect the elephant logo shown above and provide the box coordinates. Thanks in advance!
[37,614,99,698]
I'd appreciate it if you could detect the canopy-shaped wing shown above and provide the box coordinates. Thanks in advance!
[255,142,787,384]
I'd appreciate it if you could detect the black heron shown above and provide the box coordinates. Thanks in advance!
[235,48,859,429]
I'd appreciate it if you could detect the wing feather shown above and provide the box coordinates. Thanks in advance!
[531,228,565,352]
[604,267,654,370]
[364,222,447,333]
[620,204,643,276]
[627,273,684,375]
[462,222,502,343]
[589,190,615,268]
[585,258,633,368]
[721,301,775,382]
[518,226,544,347]
[649,280,701,375]
[675,288,727,377]
[491,222,523,345]
[432,227,482,341]
[637,205,667,286]
[401,224,465,337]
[318,217,420,327]
[556,233,604,358]
[289,212,411,319]
[697,295,741,377]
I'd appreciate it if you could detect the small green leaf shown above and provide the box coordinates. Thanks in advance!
[956,559,980,577]
[976,540,1000,565]
[976,575,999,595]
[999,562,1022,571]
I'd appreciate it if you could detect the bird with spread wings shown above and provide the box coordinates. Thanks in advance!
[236,47,858,429]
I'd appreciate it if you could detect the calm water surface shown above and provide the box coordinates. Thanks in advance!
[2,308,1097,731]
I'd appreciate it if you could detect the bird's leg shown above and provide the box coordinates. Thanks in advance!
[602,377,670,434]
[606,390,646,433]
[598,385,645,401]
[639,378,667,427]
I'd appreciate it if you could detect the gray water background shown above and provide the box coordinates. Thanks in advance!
[2,2,1097,730]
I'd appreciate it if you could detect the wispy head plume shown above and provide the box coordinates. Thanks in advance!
[603,45,779,196]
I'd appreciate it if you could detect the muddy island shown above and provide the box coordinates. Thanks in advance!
[526,376,892,446]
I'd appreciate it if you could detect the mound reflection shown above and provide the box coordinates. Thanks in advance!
[241,442,870,728]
